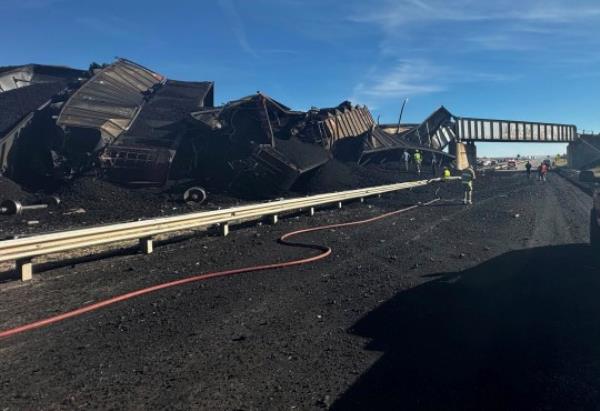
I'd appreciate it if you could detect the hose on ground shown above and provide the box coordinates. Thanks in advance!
[0,198,440,340]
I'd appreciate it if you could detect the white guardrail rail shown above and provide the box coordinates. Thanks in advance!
[0,177,458,281]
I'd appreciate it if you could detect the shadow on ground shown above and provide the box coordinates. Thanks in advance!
[333,244,600,410]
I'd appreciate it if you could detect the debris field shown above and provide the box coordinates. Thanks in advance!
[0,58,458,234]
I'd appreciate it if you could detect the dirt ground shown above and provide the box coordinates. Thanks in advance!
[0,171,597,410]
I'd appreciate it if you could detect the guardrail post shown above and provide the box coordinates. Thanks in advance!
[270,214,278,224]
[139,237,153,254]
[221,223,229,237]
[309,207,315,216]
[16,258,33,281]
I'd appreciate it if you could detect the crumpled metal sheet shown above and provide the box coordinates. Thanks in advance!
[56,59,164,142]
[296,102,374,149]
[0,64,85,93]
[362,127,417,153]
[403,106,455,150]
[319,106,374,147]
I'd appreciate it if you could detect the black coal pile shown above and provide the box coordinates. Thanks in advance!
[0,82,66,135]
[55,176,242,218]
[0,175,247,237]
[292,160,425,194]
[56,176,166,212]
[0,176,34,202]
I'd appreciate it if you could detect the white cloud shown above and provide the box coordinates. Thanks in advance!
[355,60,444,99]
[345,0,600,104]
[349,0,600,27]
[217,0,258,57]
[350,59,516,104]
[348,0,600,55]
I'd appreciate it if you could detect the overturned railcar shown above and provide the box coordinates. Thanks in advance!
[180,94,329,195]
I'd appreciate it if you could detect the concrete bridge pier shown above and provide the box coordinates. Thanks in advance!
[450,141,476,170]
[466,142,477,167]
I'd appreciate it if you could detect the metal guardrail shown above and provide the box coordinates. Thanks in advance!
[0,177,457,281]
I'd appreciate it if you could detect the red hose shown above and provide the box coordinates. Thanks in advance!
[0,198,439,340]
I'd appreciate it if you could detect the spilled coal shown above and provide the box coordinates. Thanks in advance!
[0,160,434,237]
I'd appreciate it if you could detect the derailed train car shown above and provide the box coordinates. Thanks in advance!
[0,58,453,197]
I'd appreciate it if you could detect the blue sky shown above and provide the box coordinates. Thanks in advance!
[3,0,599,156]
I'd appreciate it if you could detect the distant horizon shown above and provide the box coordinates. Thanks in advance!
[474,142,567,157]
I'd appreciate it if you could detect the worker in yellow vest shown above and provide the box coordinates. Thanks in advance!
[442,167,451,180]
[461,167,476,204]
[413,150,422,175]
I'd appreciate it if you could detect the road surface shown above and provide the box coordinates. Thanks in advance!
[0,171,597,410]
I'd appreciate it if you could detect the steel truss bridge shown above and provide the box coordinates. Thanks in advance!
[400,107,578,151]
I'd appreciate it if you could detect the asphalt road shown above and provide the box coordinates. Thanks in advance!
[0,171,597,410]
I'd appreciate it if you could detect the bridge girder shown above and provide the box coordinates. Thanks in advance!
[399,107,577,153]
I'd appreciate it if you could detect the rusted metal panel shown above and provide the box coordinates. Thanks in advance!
[57,59,164,141]
[316,106,374,145]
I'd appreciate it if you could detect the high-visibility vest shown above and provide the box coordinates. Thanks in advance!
[443,169,451,179]
[461,169,475,188]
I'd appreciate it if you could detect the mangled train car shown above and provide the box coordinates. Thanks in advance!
[295,102,451,165]
[56,59,214,187]
[0,57,455,199]
[0,59,212,190]
[0,64,88,185]
[182,93,329,195]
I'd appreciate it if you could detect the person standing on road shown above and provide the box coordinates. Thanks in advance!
[431,153,438,176]
[540,161,549,182]
[402,149,410,172]
[461,167,476,204]
[525,161,532,179]
[413,150,422,176]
